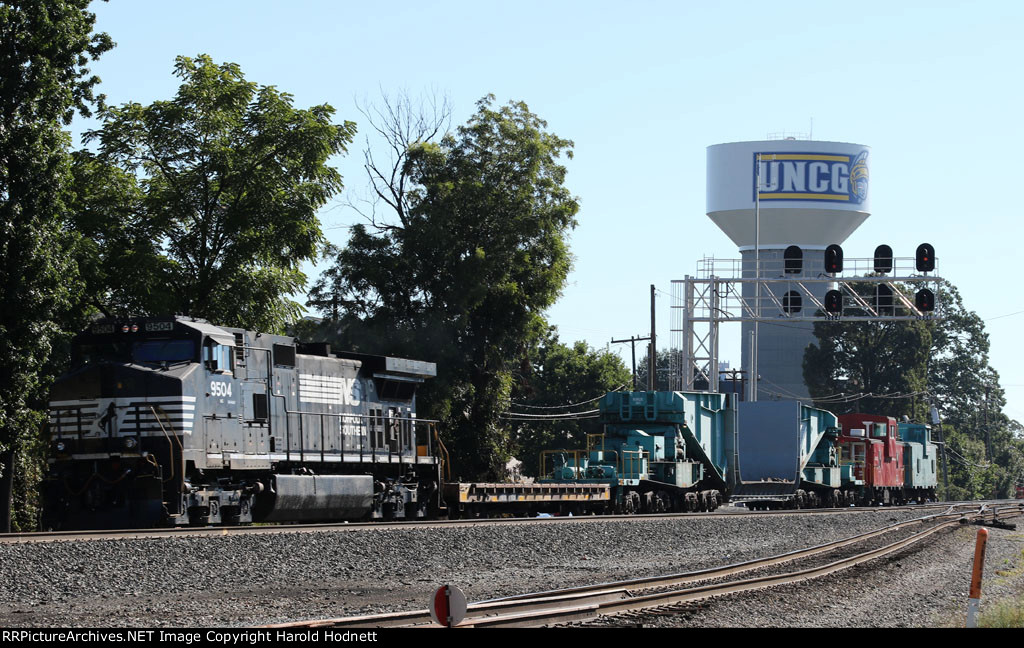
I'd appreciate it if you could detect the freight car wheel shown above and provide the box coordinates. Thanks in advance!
[660,491,672,513]
[630,491,642,514]
[684,492,699,512]
[642,492,654,513]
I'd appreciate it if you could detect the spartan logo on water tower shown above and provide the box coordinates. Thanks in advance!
[753,150,869,204]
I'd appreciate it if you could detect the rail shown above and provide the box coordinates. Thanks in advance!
[264,502,1023,628]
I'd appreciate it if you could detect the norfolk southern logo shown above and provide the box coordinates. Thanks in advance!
[754,150,869,204]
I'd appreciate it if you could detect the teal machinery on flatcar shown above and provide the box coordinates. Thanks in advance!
[539,391,736,514]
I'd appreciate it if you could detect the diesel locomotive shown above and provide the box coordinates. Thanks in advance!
[42,315,443,529]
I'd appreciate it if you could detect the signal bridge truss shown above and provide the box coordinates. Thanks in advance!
[669,255,943,393]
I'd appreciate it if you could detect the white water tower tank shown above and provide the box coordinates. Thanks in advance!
[707,139,870,249]
[706,139,871,399]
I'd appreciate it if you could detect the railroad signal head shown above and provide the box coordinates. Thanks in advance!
[782,290,802,314]
[824,289,843,314]
[916,243,935,272]
[873,244,893,274]
[916,288,935,312]
[784,245,803,275]
[824,244,843,274]
[876,283,894,316]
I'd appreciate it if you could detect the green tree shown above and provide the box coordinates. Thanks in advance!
[506,329,630,476]
[74,54,356,333]
[310,95,579,479]
[802,281,932,420]
[635,348,675,392]
[0,0,112,531]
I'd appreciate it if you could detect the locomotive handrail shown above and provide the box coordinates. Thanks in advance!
[432,424,451,482]
[148,405,180,484]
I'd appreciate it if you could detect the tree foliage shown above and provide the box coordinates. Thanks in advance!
[74,54,356,332]
[0,0,112,531]
[310,95,579,479]
[507,329,630,476]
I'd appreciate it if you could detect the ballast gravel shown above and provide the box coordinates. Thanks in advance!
[0,508,1021,628]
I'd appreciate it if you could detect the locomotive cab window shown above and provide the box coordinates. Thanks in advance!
[133,339,195,364]
[203,341,233,374]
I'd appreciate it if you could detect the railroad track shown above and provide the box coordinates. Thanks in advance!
[266,502,1024,629]
[0,500,993,545]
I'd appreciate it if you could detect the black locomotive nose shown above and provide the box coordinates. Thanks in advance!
[51,361,184,401]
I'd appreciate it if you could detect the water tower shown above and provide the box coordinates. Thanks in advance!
[706,139,871,399]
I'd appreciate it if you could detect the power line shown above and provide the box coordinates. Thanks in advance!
[506,382,628,411]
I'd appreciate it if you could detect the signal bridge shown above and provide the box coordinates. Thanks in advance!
[669,247,942,393]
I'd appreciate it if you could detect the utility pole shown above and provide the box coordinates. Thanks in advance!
[610,286,659,392]
[649,284,656,392]
[611,335,650,391]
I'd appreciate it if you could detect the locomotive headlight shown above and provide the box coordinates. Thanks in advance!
[55,440,67,453]
[121,324,130,333]
[131,324,139,333]
[123,437,138,450]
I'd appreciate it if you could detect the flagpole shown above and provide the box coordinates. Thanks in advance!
[753,154,761,402]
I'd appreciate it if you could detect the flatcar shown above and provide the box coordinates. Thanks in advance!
[535,390,733,514]
[42,316,443,529]
[731,400,850,509]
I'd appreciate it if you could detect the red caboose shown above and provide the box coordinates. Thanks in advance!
[837,414,906,505]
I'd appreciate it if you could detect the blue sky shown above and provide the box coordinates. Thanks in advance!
[72,0,1024,422]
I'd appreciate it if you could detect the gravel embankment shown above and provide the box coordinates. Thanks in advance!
[0,508,1020,628]
[578,521,1024,628]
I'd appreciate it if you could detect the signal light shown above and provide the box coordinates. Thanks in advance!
[916,288,935,311]
[876,284,894,316]
[782,290,802,314]
[824,289,843,314]
[824,244,843,273]
[916,243,935,272]
[873,244,893,274]
[784,245,803,275]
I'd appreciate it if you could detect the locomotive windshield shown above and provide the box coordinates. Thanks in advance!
[74,339,197,365]
[133,339,196,363]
